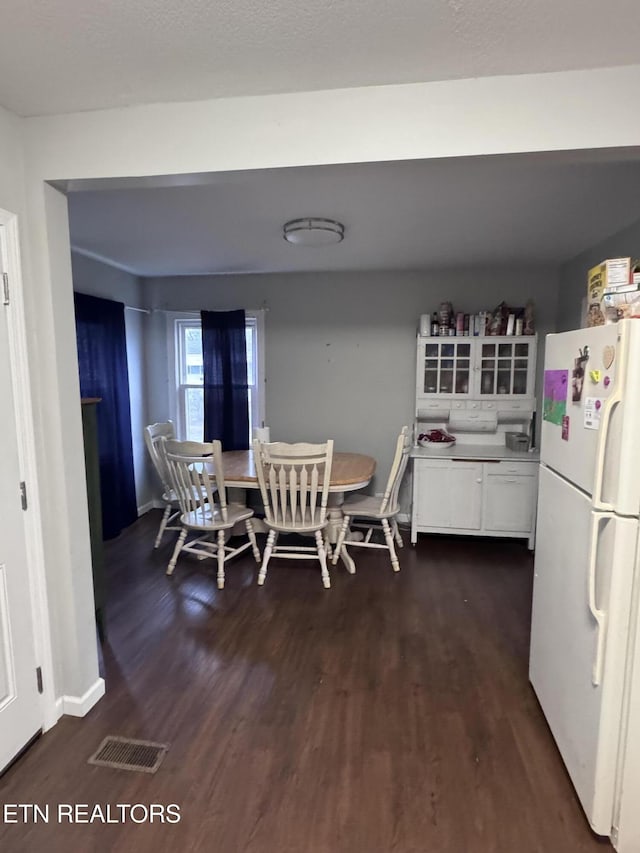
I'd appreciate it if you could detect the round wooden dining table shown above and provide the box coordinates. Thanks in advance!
[221,449,375,491]
[221,449,376,573]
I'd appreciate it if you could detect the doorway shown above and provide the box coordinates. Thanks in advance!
[0,212,53,769]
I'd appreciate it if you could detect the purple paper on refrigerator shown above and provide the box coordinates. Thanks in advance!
[543,369,568,426]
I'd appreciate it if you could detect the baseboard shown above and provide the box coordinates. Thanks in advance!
[137,500,155,516]
[57,677,106,718]
[53,698,64,723]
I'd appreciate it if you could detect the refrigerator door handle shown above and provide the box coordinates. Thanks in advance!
[587,511,613,687]
[593,391,622,512]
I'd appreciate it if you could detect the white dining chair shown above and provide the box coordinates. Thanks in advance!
[144,421,182,548]
[163,439,261,588]
[253,439,334,589]
[332,426,411,573]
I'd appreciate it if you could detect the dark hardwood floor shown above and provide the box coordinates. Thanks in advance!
[1,513,612,852]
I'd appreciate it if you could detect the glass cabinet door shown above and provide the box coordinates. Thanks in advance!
[512,342,531,395]
[479,340,532,396]
[422,341,471,395]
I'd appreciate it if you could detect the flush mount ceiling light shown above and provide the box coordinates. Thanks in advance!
[283,217,344,246]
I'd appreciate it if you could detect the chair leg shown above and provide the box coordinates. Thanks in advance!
[340,543,356,575]
[245,518,261,563]
[393,519,403,549]
[258,530,276,585]
[332,514,350,566]
[166,528,187,575]
[217,529,226,589]
[382,517,400,572]
[155,504,172,548]
[316,530,331,589]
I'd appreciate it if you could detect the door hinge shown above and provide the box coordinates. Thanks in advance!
[2,272,8,305]
[20,481,27,511]
[36,666,43,694]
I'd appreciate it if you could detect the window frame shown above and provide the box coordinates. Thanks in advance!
[167,310,265,442]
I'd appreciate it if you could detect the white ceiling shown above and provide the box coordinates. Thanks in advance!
[8,0,639,276]
[1,0,640,117]
[67,151,640,277]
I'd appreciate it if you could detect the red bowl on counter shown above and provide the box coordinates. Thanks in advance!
[417,431,457,451]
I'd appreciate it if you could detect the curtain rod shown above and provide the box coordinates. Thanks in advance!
[153,307,269,313]
[124,305,151,314]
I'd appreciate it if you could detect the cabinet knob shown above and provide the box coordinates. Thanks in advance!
[476,478,483,483]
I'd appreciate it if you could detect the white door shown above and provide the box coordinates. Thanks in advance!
[0,240,41,770]
[476,337,536,399]
[540,324,618,496]
[449,461,482,529]
[414,461,451,528]
[483,473,536,533]
[530,465,638,834]
[414,459,482,530]
[541,321,640,513]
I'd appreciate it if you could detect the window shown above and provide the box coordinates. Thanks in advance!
[171,313,265,442]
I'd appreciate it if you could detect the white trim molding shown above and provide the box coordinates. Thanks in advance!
[0,211,58,732]
[166,309,266,440]
[56,677,106,718]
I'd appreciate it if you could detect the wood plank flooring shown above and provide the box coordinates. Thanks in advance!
[0,513,612,852]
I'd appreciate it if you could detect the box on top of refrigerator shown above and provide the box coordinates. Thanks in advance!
[588,258,632,292]
[586,258,631,327]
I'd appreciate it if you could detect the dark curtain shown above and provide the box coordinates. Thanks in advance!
[201,309,249,450]
[74,292,138,540]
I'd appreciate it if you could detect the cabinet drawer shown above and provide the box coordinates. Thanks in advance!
[417,400,451,412]
[487,460,537,477]
[500,401,531,411]
[451,400,466,410]
[413,457,452,470]
[481,401,531,411]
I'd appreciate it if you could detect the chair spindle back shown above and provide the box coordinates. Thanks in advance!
[164,439,227,524]
[379,426,411,515]
[253,440,334,529]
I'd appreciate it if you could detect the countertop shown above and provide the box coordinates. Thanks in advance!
[411,443,540,462]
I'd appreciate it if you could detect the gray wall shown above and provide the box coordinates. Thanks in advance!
[71,252,153,511]
[557,214,640,331]
[145,266,560,495]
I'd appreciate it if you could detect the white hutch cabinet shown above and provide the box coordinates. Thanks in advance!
[416,336,537,404]
[411,334,539,549]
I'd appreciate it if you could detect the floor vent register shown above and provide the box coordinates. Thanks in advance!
[87,736,168,774]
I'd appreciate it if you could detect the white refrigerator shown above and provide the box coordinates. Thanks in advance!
[530,319,640,852]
